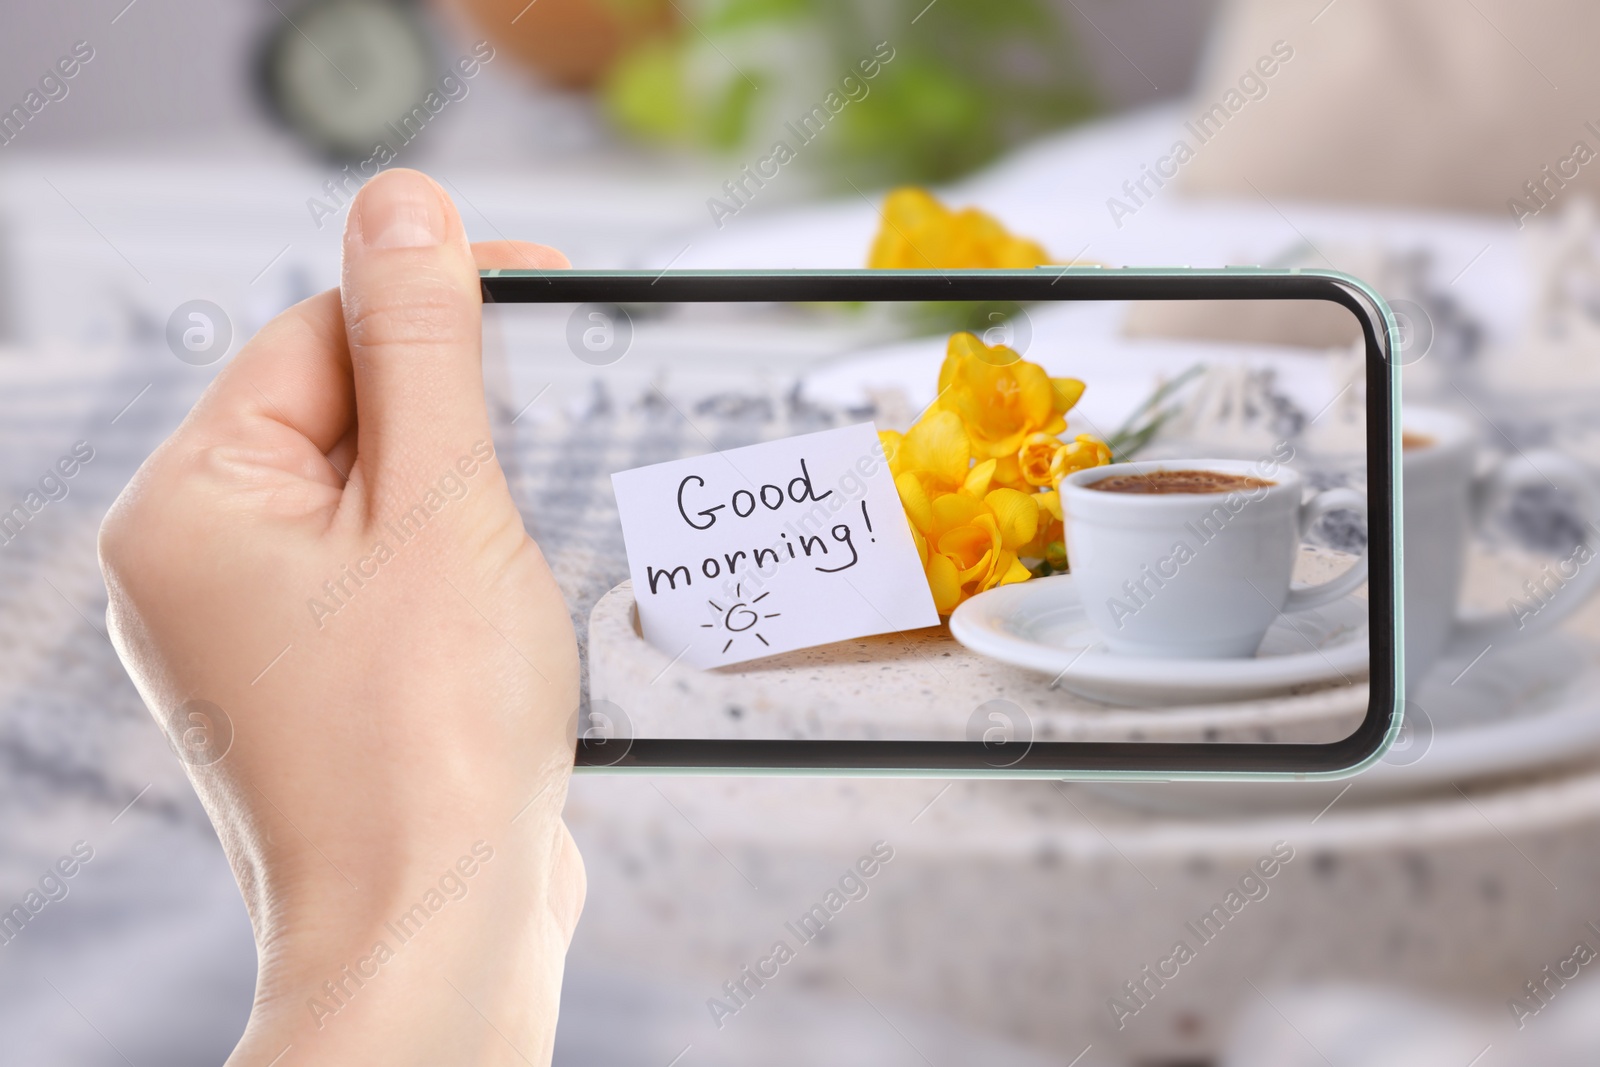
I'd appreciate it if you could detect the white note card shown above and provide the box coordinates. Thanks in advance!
[611,422,939,668]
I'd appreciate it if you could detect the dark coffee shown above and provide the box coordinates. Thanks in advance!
[1402,431,1434,451]
[1087,469,1274,495]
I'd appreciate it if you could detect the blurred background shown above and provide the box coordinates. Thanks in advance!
[8,0,1600,1064]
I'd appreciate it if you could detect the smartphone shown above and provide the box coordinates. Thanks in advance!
[480,268,1401,779]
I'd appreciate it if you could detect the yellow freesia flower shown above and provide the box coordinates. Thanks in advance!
[886,409,970,486]
[878,332,1112,607]
[880,421,1039,613]
[867,187,1052,270]
[1017,437,1110,561]
[934,331,1085,478]
[920,487,1038,614]
[1017,431,1062,488]
[1050,434,1113,484]
[1013,430,1114,489]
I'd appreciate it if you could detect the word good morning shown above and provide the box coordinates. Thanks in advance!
[612,423,937,668]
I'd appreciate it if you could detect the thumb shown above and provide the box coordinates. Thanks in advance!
[340,169,490,511]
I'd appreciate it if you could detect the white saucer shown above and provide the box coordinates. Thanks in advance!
[948,573,1369,707]
[1086,634,1600,813]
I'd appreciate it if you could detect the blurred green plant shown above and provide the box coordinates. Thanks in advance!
[603,0,1099,187]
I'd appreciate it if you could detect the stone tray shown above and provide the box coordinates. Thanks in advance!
[588,580,1366,745]
[567,759,1600,1065]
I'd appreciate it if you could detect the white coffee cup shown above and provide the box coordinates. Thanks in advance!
[1060,459,1369,659]
[1402,406,1600,688]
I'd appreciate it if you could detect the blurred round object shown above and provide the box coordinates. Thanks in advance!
[962,300,1033,359]
[1386,298,1435,366]
[165,299,233,366]
[451,0,673,89]
[1380,699,1431,767]
[965,698,1033,769]
[577,698,635,767]
[565,302,633,366]
[258,0,437,158]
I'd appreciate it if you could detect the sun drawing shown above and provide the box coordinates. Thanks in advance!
[702,583,781,654]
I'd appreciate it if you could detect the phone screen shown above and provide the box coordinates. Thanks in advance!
[481,273,1395,774]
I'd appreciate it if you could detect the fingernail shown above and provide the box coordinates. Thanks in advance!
[358,171,446,249]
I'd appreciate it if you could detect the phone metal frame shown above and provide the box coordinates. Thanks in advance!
[481,267,1403,780]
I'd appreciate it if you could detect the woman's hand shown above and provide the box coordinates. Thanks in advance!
[99,169,583,1066]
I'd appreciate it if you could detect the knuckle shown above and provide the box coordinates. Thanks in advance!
[96,498,132,576]
[344,285,473,354]
[97,489,172,603]
[96,445,228,592]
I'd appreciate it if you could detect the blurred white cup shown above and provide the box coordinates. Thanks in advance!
[1402,405,1600,689]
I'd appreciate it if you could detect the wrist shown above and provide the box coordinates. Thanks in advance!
[232,827,573,1066]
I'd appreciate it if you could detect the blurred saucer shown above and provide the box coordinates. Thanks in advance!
[1087,634,1600,813]
[948,574,1368,707]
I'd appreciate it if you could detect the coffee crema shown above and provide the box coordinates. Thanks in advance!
[1402,430,1434,451]
[1087,469,1274,495]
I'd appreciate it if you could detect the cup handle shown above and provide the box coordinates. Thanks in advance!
[1447,451,1600,650]
[1282,487,1369,613]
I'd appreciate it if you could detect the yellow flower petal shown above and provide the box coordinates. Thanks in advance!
[991,453,1027,491]
[931,490,987,538]
[885,187,946,230]
[909,524,928,567]
[962,457,997,497]
[868,189,1053,272]
[956,546,997,585]
[902,410,971,485]
[996,552,1032,586]
[1050,434,1114,484]
[984,488,1040,551]
[936,330,1074,461]
[1036,489,1063,521]
[948,516,997,575]
[925,552,963,614]
[1051,377,1086,414]
[998,236,1050,269]
[1013,362,1056,425]
[894,471,934,534]
[983,431,1025,460]
[940,525,993,572]
[869,188,949,270]
[1016,432,1060,488]
[879,429,905,477]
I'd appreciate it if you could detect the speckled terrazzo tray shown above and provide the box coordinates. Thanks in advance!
[587,576,1369,745]
[566,759,1600,1066]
